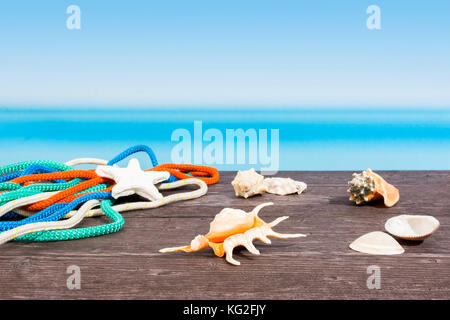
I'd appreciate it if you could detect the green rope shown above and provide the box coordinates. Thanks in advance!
[0,179,83,204]
[0,160,80,205]
[0,160,73,175]
[0,182,21,192]
[1,160,122,242]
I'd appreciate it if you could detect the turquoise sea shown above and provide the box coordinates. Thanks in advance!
[0,108,449,171]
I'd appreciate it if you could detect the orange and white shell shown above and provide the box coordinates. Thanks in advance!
[347,168,399,207]
[159,202,306,265]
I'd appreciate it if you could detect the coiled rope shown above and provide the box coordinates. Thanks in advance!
[0,145,218,244]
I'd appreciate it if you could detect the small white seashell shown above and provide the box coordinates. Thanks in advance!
[231,168,308,198]
[385,215,440,241]
[263,177,307,196]
[231,168,267,198]
[349,231,404,255]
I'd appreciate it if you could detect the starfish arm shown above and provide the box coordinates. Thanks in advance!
[111,187,136,199]
[95,166,116,179]
[146,171,171,184]
[136,184,164,201]
[128,158,142,171]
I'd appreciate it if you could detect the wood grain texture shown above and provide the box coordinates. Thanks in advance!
[0,171,449,300]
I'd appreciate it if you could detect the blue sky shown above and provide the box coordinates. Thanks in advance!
[0,0,449,108]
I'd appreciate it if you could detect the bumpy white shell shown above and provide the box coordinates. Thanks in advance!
[385,215,440,241]
[349,231,404,255]
[263,178,307,196]
[231,168,267,198]
[347,170,376,205]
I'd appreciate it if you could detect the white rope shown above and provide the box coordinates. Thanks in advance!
[0,200,100,245]
[0,191,58,218]
[0,158,105,218]
[2,179,206,246]
[13,178,207,218]
[0,157,208,245]
[64,158,108,167]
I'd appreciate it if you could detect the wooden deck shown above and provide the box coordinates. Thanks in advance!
[0,171,449,300]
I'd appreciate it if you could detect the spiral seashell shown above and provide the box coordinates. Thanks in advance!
[159,202,306,265]
[347,169,399,207]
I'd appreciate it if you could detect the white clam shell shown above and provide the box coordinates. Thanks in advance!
[263,177,307,195]
[349,231,404,255]
[385,215,440,241]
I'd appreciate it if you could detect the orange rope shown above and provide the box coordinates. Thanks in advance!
[10,164,219,212]
[27,177,111,211]
[11,170,98,184]
[149,164,219,185]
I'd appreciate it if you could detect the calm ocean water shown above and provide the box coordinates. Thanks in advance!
[0,108,449,171]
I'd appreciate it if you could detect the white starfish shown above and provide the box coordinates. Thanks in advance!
[95,158,170,201]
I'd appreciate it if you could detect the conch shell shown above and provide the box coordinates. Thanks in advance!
[159,202,306,265]
[347,169,399,207]
[231,168,267,198]
[231,169,307,198]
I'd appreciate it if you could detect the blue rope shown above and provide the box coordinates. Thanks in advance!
[108,144,178,182]
[108,145,159,166]
[0,192,112,231]
[0,172,21,183]
[21,165,66,183]
[1,212,22,220]
[0,145,174,225]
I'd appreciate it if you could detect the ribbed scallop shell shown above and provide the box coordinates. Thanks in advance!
[385,215,440,241]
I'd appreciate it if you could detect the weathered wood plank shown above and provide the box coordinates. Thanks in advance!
[0,171,448,299]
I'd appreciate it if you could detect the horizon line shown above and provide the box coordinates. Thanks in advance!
[1,104,450,111]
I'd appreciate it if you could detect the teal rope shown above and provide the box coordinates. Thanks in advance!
[0,160,79,205]
[0,179,83,204]
[0,182,21,191]
[0,148,157,242]
[0,160,74,175]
